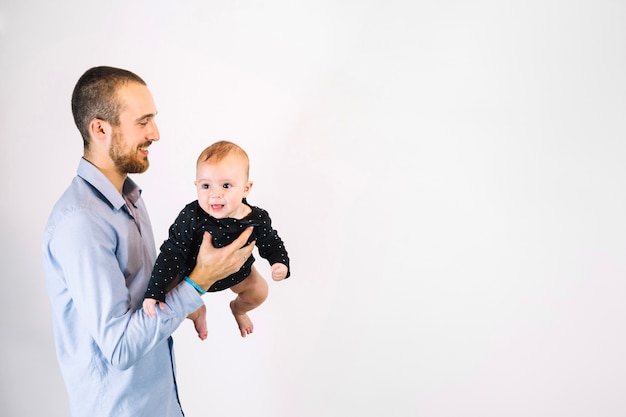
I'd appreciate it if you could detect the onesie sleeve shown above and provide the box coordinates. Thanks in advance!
[144,203,200,301]
[253,207,291,279]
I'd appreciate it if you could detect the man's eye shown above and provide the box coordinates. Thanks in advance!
[223,184,232,189]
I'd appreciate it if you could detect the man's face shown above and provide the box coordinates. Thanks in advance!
[109,83,159,174]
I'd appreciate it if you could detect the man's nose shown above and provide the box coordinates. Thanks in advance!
[147,120,160,142]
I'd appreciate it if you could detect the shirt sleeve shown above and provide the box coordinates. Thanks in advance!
[49,208,203,370]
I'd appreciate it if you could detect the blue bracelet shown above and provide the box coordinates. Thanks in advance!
[184,276,206,295]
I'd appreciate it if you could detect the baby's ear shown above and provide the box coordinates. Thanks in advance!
[244,180,254,195]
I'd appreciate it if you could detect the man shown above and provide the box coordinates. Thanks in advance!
[42,66,255,416]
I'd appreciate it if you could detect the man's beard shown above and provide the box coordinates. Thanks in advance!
[110,129,150,174]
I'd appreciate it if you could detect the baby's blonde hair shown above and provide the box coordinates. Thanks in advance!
[197,140,250,177]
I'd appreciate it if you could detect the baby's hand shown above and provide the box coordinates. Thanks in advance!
[271,263,288,281]
[143,298,163,318]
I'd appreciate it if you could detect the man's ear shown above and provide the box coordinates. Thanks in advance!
[89,118,111,141]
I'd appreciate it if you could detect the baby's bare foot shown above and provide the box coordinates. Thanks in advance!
[187,304,208,340]
[230,300,253,337]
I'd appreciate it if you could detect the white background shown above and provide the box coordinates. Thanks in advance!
[2,1,626,416]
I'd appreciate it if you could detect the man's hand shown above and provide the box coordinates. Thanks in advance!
[187,228,256,292]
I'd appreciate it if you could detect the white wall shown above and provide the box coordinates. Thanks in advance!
[2,1,626,416]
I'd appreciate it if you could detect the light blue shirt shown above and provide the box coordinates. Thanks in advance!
[42,158,204,417]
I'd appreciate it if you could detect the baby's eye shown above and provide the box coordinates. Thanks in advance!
[201,184,210,189]
[223,183,232,189]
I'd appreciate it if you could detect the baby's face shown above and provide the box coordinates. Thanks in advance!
[194,154,252,219]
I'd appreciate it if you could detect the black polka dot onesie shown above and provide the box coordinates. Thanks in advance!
[144,199,290,302]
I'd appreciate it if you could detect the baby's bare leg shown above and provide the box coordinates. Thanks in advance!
[229,266,268,337]
[187,303,208,340]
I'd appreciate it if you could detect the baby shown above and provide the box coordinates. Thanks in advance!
[143,140,290,338]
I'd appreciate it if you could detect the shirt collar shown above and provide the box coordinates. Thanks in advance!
[77,158,142,210]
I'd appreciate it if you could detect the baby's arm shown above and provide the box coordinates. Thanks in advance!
[271,263,288,281]
[142,298,165,318]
